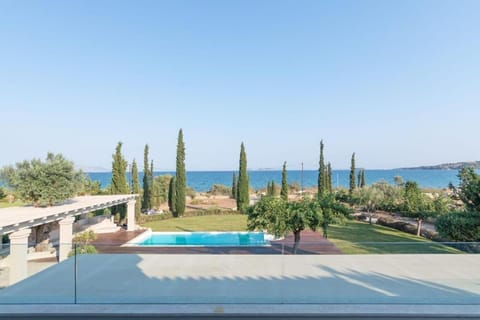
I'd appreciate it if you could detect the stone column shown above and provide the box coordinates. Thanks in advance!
[127,199,136,231]
[58,216,75,262]
[8,228,31,285]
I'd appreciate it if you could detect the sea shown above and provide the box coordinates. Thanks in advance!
[87,169,468,192]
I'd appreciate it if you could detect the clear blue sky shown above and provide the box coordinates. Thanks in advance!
[1,0,479,171]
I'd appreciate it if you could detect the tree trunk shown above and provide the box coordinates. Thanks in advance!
[293,231,301,254]
[416,219,422,237]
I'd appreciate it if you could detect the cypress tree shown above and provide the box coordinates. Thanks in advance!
[149,160,155,209]
[280,161,288,201]
[131,159,141,218]
[357,170,362,188]
[318,140,326,198]
[111,142,129,194]
[266,181,271,196]
[349,152,356,195]
[237,142,249,213]
[361,169,366,188]
[231,172,237,199]
[142,144,150,211]
[168,176,176,214]
[175,129,186,216]
[271,181,276,196]
[327,162,332,193]
[111,142,128,221]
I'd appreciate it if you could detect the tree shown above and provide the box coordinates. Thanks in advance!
[237,142,250,213]
[78,178,101,196]
[1,153,83,206]
[360,169,366,188]
[111,142,129,221]
[247,197,320,254]
[0,187,5,200]
[435,168,480,243]
[149,160,155,209]
[231,172,237,199]
[356,186,384,224]
[142,144,151,211]
[402,181,434,236]
[357,169,366,188]
[369,180,403,212]
[318,193,350,238]
[131,159,141,218]
[454,167,480,212]
[394,175,404,187]
[349,153,356,195]
[175,129,186,216]
[152,175,172,209]
[318,140,326,197]
[267,180,277,196]
[168,176,176,214]
[327,162,333,193]
[111,142,129,194]
[281,161,289,201]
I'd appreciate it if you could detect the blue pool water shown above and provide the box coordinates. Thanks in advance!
[137,232,267,246]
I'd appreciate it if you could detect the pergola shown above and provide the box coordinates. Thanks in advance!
[0,195,137,285]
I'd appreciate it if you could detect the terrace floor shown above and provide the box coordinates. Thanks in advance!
[0,254,479,305]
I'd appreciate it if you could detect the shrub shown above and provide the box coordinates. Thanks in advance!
[207,184,232,196]
[435,212,480,242]
[69,230,98,257]
[69,244,98,257]
[0,188,5,200]
[186,187,196,199]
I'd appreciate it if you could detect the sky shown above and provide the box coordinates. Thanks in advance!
[0,0,479,171]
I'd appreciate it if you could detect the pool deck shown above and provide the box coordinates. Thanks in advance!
[92,229,342,254]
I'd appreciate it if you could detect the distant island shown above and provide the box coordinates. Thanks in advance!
[400,161,480,170]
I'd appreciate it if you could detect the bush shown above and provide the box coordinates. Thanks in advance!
[0,188,5,200]
[208,184,232,196]
[435,212,480,242]
[68,244,98,257]
[186,187,196,199]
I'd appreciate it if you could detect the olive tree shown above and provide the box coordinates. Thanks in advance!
[401,181,435,236]
[1,153,84,206]
[355,186,384,224]
[247,197,320,254]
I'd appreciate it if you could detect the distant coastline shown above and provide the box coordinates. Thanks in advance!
[399,161,480,170]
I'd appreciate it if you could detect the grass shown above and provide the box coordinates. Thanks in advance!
[0,200,24,208]
[141,214,248,232]
[328,220,461,254]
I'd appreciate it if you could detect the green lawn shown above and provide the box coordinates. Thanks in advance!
[140,214,461,254]
[0,200,24,208]
[328,220,461,254]
[141,214,248,232]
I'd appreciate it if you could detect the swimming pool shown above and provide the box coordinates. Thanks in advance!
[133,232,269,246]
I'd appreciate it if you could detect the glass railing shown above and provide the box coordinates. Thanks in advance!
[1,241,479,305]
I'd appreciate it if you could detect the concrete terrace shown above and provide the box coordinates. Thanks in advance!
[0,254,479,305]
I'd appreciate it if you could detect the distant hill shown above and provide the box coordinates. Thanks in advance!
[400,161,480,170]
